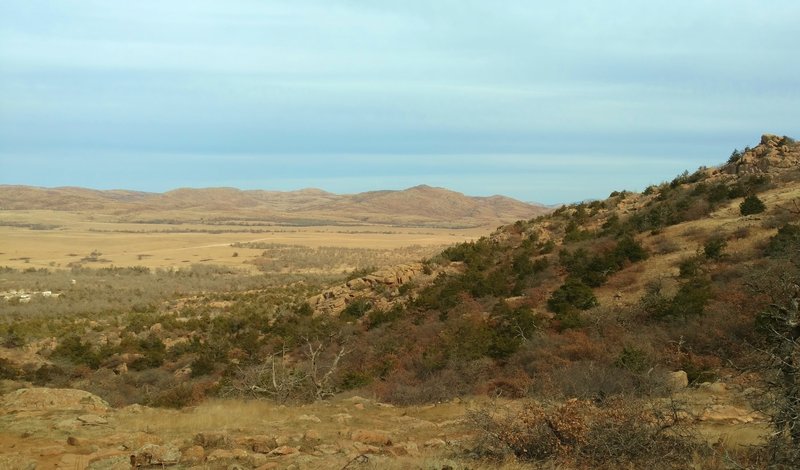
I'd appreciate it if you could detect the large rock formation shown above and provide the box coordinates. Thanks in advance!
[0,387,110,414]
[308,263,453,316]
[725,134,800,176]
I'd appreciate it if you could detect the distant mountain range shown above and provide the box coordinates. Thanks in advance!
[0,184,549,228]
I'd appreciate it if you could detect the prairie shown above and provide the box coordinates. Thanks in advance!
[0,209,486,273]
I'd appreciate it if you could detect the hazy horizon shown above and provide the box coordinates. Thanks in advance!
[1,1,798,204]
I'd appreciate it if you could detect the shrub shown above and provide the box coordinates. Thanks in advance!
[706,182,730,203]
[740,195,766,215]
[547,278,598,314]
[150,382,204,408]
[640,282,671,319]
[728,149,743,163]
[0,358,19,379]
[367,304,404,328]
[563,221,594,243]
[51,335,99,369]
[130,335,166,371]
[2,326,26,348]
[190,353,216,377]
[467,398,700,467]
[551,361,652,399]
[765,224,800,258]
[678,256,703,278]
[341,298,371,321]
[487,303,538,359]
[703,236,727,260]
[612,235,648,264]
[615,346,650,373]
[640,276,710,320]
[670,276,711,319]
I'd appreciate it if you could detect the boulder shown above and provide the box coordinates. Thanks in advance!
[314,444,340,455]
[699,405,765,424]
[699,381,727,395]
[424,438,447,448]
[269,445,300,456]
[346,278,369,290]
[78,414,108,425]
[180,445,205,465]
[352,442,381,454]
[761,133,780,146]
[129,443,181,467]
[388,441,420,457]
[665,370,688,391]
[350,429,392,446]
[206,448,248,462]
[0,387,110,414]
[193,431,232,449]
[255,463,280,470]
[248,453,269,467]
[236,435,278,454]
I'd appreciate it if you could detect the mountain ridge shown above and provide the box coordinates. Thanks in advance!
[0,184,548,228]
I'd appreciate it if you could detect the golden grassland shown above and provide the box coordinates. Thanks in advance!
[0,210,489,273]
[591,182,800,307]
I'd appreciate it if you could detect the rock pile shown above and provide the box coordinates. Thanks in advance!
[725,134,800,176]
[308,263,436,316]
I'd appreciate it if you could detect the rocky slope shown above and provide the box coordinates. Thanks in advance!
[0,384,769,469]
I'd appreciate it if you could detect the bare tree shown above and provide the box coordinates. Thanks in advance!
[747,266,800,465]
[223,338,348,403]
[223,344,308,403]
[758,285,800,445]
[304,338,349,400]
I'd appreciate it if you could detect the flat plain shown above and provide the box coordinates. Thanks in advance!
[0,209,489,273]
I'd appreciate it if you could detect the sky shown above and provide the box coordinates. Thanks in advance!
[0,1,798,204]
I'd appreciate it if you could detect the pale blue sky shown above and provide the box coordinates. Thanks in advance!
[1,1,798,204]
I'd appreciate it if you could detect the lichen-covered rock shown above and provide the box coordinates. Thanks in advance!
[78,414,108,425]
[666,370,689,391]
[0,387,110,414]
[130,443,181,467]
[236,435,278,454]
[698,404,765,424]
[268,445,300,456]
[350,429,392,446]
[180,445,205,465]
[193,431,232,449]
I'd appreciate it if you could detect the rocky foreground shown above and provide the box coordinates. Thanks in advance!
[0,381,770,470]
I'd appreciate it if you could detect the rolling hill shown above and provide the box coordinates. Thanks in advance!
[0,184,547,228]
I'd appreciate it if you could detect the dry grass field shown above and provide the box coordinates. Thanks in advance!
[0,389,769,470]
[0,210,489,273]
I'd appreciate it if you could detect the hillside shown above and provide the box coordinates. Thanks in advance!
[2,133,800,468]
[0,184,547,228]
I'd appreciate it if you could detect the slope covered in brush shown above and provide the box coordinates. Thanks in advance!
[3,134,799,412]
